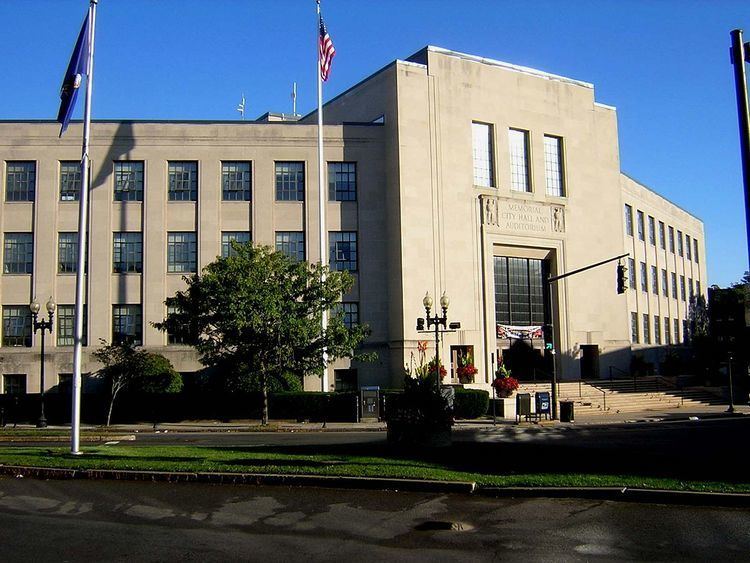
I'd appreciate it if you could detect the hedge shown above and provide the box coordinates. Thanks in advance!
[453,389,490,419]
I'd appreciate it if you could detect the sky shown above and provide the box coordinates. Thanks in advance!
[1,0,748,287]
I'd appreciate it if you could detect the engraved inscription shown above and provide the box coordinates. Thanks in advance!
[481,196,566,235]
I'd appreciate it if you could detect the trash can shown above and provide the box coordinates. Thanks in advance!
[560,401,575,423]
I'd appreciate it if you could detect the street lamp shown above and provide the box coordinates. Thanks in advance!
[418,292,450,394]
[30,296,56,428]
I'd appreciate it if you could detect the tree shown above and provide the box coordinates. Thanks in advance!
[154,243,373,425]
[93,340,183,426]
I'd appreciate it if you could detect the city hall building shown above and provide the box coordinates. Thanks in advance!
[0,46,706,395]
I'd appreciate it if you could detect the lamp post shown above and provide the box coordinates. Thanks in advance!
[30,297,56,429]
[421,292,449,395]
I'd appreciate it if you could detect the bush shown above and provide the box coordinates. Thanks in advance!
[269,392,357,422]
[454,389,489,419]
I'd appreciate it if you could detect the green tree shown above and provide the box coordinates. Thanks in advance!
[154,243,372,425]
[93,340,183,426]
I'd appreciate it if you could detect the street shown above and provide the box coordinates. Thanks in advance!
[0,477,748,562]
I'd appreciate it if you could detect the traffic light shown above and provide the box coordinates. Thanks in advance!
[616,263,627,294]
[416,317,425,331]
[542,324,553,350]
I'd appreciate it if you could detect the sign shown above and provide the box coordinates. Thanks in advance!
[482,196,565,234]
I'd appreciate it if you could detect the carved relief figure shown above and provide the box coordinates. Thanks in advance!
[552,206,565,233]
[483,196,498,226]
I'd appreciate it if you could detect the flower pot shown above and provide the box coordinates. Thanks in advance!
[496,389,513,398]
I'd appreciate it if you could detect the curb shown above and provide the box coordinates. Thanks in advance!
[0,435,136,443]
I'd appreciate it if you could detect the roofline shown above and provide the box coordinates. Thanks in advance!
[0,118,382,127]
[621,171,703,224]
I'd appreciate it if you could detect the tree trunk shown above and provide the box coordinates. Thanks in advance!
[261,371,269,426]
[107,379,122,427]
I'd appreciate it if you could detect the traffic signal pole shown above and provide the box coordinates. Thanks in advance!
[546,252,629,420]
[730,30,750,281]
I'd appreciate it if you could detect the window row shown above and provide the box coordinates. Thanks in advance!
[2,231,359,275]
[630,312,688,346]
[624,204,700,263]
[1,302,359,349]
[472,123,565,197]
[3,161,358,203]
[627,258,701,301]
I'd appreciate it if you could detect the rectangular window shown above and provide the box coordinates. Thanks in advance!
[166,305,188,345]
[508,129,530,192]
[56,305,87,346]
[2,374,26,395]
[472,122,494,187]
[696,280,701,298]
[636,211,645,241]
[544,135,564,197]
[677,230,684,256]
[275,161,305,201]
[671,272,677,299]
[661,269,668,297]
[688,278,694,300]
[5,161,35,202]
[674,318,680,344]
[60,161,81,201]
[114,161,144,201]
[167,232,197,273]
[328,162,357,201]
[658,221,666,249]
[221,231,251,258]
[624,205,633,236]
[222,161,251,201]
[334,302,359,329]
[631,312,639,344]
[680,275,686,301]
[334,369,358,392]
[2,306,32,347]
[640,262,648,292]
[58,232,87,273]
[648,216,655,246]
[651,265,658,295]
[668,226,675,253]
[642,314,650,345]
[685,234,692,260]
[694,239,699,263]
[494,257,547,326]
[275,231,305,262]
[113,232,143,273]
[329,231,357,272]
[168,161,198,201]
[683,320,689,344]
[3,233,33,274]
[628,258,636,289]
[112,305,142,346]
[654,316,661,345]
[664,317,671,345]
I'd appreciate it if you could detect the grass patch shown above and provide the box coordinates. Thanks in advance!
[0,445,748,494]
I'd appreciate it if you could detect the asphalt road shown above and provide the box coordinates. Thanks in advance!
[1,478,748,562]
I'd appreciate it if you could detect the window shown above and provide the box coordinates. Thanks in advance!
[2,306,32,347]
[2,374,26,395]
[654,316,661,345]
[671,272,677,299]
[668,226,675,253]
[275,231,305,262]
[688,278,694,300]
[60,161,81,201]
[56,305,87,346]
[222,161,252,201]
[624,205,633,236]
[658,221,665,249]
[328,162,357,201]
[508,129,530,192]
[58,232,87,273]
[685,234,692,260]
[648,216,655,246]
[677,230,683,256]
[334,369,358,392]
[661,269,668,297]
[494,257,547,326]
[334,302,359,329]
[5,161,35,201]
[628,258,636,289]
[329,231,357,271]
[696,280,701,298]
[636,211,645,241]
[680,275,686,301]
[674,318,680,344]
[664,317,671,345]
[631,312,639,343]
[694,239,699,263]
[683,320,689,344]
[544,135,564,197]
[166,305,190,345]
[168,161,198,201]
[651,266,658,295]
[113,232,142,273]
[275,161,305,201]
[114,161,144,201]
[167,232,197,273]
[112,305,142,345]
[221,231,251,258]
[472,123,494,187]
[640,262,647,292]
[642,314,650,344]
[3,233,33,274]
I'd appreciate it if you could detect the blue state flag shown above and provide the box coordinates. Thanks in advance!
[57,13,91,137]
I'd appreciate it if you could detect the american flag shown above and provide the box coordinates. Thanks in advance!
[319,16,335,82]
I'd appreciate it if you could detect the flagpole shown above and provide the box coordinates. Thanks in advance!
[71,0,97,455]
[317,0,329,392]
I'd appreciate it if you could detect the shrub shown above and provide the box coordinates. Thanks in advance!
[454,389,489,419]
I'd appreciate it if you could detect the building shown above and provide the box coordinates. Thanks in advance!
[0,46,707,396]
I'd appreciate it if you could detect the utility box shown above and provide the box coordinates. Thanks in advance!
[560,400,575,423]
[360,386,380,420]
[516,393,532,422]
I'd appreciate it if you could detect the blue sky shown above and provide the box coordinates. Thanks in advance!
[1,0,748,286]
